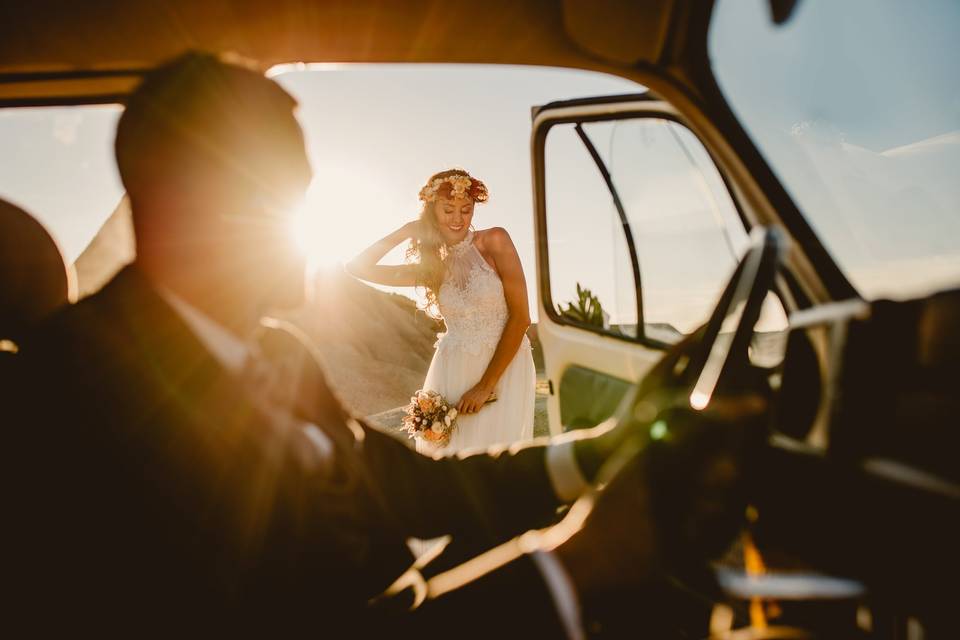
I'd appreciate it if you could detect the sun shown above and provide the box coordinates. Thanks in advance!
[289,192,356,274]
[288,166,416,286]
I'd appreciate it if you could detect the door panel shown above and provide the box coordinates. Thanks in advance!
[539,318,662,434]
[558,366,634,431]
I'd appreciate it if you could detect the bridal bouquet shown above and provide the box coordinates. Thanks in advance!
[401,390,458,446]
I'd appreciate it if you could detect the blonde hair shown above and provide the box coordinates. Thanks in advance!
[406,168,488,317]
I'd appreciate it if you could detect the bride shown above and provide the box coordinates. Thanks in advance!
[346,168,535,454]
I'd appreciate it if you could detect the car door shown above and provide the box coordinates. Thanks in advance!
[531,94,786,435]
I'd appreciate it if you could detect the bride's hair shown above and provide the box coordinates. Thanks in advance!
[406,168,488,317]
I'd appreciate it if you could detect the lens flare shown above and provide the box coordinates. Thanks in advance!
[290,199,345,276]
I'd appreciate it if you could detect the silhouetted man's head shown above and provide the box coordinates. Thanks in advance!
[116,51,312,329]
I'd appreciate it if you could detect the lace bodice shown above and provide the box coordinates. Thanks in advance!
[436,231,510,356]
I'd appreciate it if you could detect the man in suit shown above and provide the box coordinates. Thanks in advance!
[7,52,756,637]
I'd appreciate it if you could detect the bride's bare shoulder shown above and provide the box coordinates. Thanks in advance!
[475,227,512,250]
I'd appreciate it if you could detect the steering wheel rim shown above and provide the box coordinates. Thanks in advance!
[634,226,786,412]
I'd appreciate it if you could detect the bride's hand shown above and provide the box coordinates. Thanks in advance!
[457,382,495,415]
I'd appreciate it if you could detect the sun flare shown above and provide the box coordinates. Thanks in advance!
[289,191,357,274]
[289,165,413,279]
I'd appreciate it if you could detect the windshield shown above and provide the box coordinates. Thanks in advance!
[709,0,960,300]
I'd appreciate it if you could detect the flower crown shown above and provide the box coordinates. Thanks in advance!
[418,172,489,203]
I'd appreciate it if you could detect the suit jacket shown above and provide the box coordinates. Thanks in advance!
[5,266,567,636]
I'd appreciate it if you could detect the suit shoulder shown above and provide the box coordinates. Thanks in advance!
[20,290,112,361]
[34,292,101,335]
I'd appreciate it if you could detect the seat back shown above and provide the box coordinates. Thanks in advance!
[0,197,74,345]
[833,288,960,482]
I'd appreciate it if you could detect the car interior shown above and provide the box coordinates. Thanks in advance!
[2,1,958,637]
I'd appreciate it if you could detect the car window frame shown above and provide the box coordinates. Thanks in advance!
[532,97,754,349]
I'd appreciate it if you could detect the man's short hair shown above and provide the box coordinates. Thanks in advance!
[115,51,306,206]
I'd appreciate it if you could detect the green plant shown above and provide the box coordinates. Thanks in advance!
[557,283,606,328]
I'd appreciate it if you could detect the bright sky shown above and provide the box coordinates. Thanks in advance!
[0,105,123,262]
[710,0,960,300]
[275,64,643,315]
[0,64,652,323]
[3,17,956,332]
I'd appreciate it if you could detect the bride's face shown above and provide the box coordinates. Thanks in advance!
[433,196,475,244]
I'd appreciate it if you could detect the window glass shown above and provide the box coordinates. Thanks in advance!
[545,116,787,347]
[599,118,749,338]
[710,0,960,300]
[544,122,639,338]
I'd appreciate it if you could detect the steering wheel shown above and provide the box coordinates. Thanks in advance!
[631,226,786,411]
[606,226,787,572]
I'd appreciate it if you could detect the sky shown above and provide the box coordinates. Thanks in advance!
[0,62,768,333]
[0,105,123,262]
[3,0,958,331]
[710,0,960,300]
[2,64,674,325]
[274,63,643,319]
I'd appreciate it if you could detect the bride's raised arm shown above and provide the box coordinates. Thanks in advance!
[345,221,421,287]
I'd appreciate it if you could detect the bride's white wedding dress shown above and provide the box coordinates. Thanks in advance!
[416,230,535,455]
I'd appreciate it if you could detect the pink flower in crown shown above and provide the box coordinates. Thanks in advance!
[417,171,490,204]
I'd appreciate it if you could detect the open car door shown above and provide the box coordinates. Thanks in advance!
[531,93,788,435]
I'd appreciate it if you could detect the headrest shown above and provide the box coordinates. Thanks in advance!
[834,288,960,481]
[0,198,74,341]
